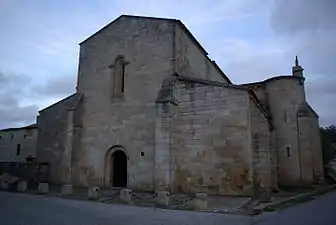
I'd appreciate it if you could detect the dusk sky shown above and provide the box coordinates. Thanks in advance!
[0,0,335,129]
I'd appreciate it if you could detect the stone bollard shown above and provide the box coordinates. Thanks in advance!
[194,193,207,210]
[157,191,169,206]
[17,180,27,192]
[1,181,9,190]
[38,183,49,194]
[120,188,132,204]
[61,184,73,195]
[88,186,100,200]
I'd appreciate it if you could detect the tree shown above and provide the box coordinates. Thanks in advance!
[320,125,336,166]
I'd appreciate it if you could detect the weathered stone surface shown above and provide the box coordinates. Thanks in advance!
[244,75,324,187]
[88,186,100,200]
[1,15,323,198]
[36,94,82,185]
[120,188,132,203]
[17,180,27,192]
[0,124,37,162]
[175,24,229,83]
[38,183,49,194]
[194,193,207,210]
[171,80,253,196]
[61,184,73,195]
[249,96,272,200]
[157,191,169,206]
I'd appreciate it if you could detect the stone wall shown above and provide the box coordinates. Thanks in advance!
[70,95,84,185]
[265,76,306,185]
[243,84,268,109]
[0,125,37,162]
[74,16,175,189]
[309,115,324,182]
[243,75,323,187]
[154,101,176,191]
[174,24,230,83]
[36,94,80,184]
[171,78,254,196]
[269,130,278,188]
[297,106,324,183]
[248,96,272,198]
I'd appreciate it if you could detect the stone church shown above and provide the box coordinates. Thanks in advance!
[0,15,324,197]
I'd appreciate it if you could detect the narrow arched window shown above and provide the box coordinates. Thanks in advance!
[112,56,126,97]
[286,146,291,157]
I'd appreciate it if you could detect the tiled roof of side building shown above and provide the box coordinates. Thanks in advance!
[0,123,38,132]
[240,75,304,87]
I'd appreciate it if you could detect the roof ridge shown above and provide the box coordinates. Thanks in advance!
[176,75,244,90]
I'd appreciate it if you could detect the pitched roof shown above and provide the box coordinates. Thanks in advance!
[307,103,319,118]
[175,74,272,125]
[240,75,305,87]
[79,15,208,55]
[38,93,77,113]
[0,123,37,132]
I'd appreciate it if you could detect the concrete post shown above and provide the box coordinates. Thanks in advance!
[17,180,27,192]
[1,181,9,190]
[88,186,100,200]
[38,183,49,194]
[120,188,132,204]
[157,191,169,206]
[194,193,207,210]
[61,184,73,195]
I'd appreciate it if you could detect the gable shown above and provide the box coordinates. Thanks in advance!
[79,15,204,51]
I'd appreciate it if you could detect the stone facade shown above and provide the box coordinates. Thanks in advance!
[1,15,324,197]
[0,124,37,162]
[243,75,324,186]
[36,93,83,184]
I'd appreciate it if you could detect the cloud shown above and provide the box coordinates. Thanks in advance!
[207,38,293,84]
[271,0,336,34]
[271,0,336,126]
[0,68,76,130]
[30,74,77,99]
[0,0,334,128]
[0,70,38,129]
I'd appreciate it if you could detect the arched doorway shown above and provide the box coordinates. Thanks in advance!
[111,150,127,187]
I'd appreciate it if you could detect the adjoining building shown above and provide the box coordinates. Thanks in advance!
[0,124,38,162]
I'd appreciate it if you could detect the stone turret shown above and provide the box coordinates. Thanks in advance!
[292,56,304,77]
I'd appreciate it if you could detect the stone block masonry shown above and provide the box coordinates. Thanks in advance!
[120,188,132,203]
[157,191,170,206]
[194,193,207,210]
[88,186,100,200]
[38,183,49,194]
[171,78,254,196]
[17,180,27,192]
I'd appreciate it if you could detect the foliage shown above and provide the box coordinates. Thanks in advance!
[320,125,336,165]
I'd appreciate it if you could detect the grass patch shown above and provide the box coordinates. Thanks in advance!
[263,185,336,212]
[264,196,315,212]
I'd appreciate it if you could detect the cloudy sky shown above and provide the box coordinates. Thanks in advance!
[0,0,335,129]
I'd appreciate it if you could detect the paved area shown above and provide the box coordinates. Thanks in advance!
[2,190,336,225]
[257,190,336,225]
[0,191,250,225]
[48,185,249,211]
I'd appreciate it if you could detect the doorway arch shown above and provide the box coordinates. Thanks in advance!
[104,146,128,187]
